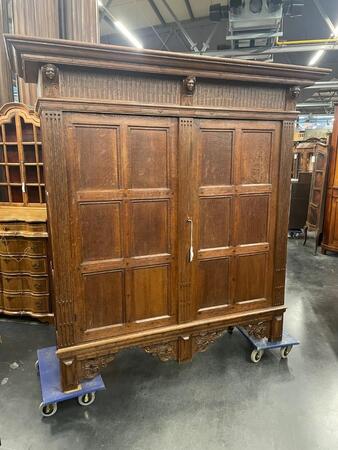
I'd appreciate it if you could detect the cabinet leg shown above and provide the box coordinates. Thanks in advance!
[321,247,327,255]
[270,315,283,342]
[303,226,308,246]
[60,358,80,393]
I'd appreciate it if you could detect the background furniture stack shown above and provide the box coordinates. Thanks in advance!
[303,141,329,253]
[0,103,52,321]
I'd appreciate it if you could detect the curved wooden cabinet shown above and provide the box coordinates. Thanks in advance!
[5,35,328,392]
[322,105,338,254]
[0,103,52,321]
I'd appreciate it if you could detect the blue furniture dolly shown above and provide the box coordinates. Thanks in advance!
[35,346,105,417]
[230,326,300,363]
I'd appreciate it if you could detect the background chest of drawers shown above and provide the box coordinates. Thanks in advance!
[0,222,52,320]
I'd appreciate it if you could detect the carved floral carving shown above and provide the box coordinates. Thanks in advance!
[183,75,196,95]
[194,329,226,352]
[245,321,269,340]
[81,354,116,379]
[143,341,177,362]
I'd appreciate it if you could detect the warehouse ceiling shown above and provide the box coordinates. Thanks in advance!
[100,0,338,113]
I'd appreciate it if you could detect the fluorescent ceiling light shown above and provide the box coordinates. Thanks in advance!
[308,20,338,66]
[97,1,143,49]
[308,49,325,66]
[113,20,143,49]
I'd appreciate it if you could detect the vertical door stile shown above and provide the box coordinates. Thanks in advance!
[177,117,194,323]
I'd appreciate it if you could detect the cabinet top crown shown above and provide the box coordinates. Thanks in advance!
[5,34,330,87]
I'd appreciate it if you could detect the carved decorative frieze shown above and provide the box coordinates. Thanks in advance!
[143,341,177,362]
[245,321,269,340]
[80,354,116,379]
[194,329,226,352]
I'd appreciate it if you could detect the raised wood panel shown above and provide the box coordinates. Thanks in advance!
[199,197,231,249]
[199,130,233,186]
[130,200,169,257]
[84,271,124,330]
[80,202,122,262]
[239,131,272,185]
[128,127,168,189]
[237,195,269,245]
[234,253,267,303]
[129,265,170,321]
[197,258,230,310]
[76,126,120,190]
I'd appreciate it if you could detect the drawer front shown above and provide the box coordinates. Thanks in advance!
[0,238,47,256]
[2,292,50,313]
[0,256,19,273]
[1,274,22,292]
[22,276,49,293]
[0,256,47,274]
[23,258,47,274]
[1,274,49,294]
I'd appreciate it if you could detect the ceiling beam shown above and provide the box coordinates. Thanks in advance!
[160,0,199,52]
[148,0,166,26]
[184,0,195,21]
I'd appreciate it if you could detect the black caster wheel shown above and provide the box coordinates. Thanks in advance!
[78,392,96,406]
[280,345,292,359]
[39,402,57,417]
[227,326,234,334]
[251,349,264,363]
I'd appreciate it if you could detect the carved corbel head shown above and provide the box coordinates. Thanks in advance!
[289,86,301,99]
[42,63,58,82]
[183,75,196,95]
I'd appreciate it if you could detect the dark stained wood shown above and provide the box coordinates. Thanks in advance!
[59,0,99,43]
[303,141,329,253]
[5,35,328,391]
[12,0,60,106]
[322,105,338,254]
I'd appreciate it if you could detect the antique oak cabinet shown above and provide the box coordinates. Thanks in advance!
[6,35,328,392]
[322,105,338,254]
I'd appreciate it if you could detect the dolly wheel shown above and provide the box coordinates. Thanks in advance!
[250,349,264,363]
[78,392,96,406]
[39,402,57,417]
[227,326,234,334]
[280,345,292,359]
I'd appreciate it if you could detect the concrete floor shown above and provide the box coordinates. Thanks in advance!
[0,238,338,450]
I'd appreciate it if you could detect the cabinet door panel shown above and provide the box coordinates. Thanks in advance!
[189,119,280,320]
[65,114,178,340]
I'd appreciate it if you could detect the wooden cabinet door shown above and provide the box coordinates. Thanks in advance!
[64,114,178,341]
[188,119,281,320]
